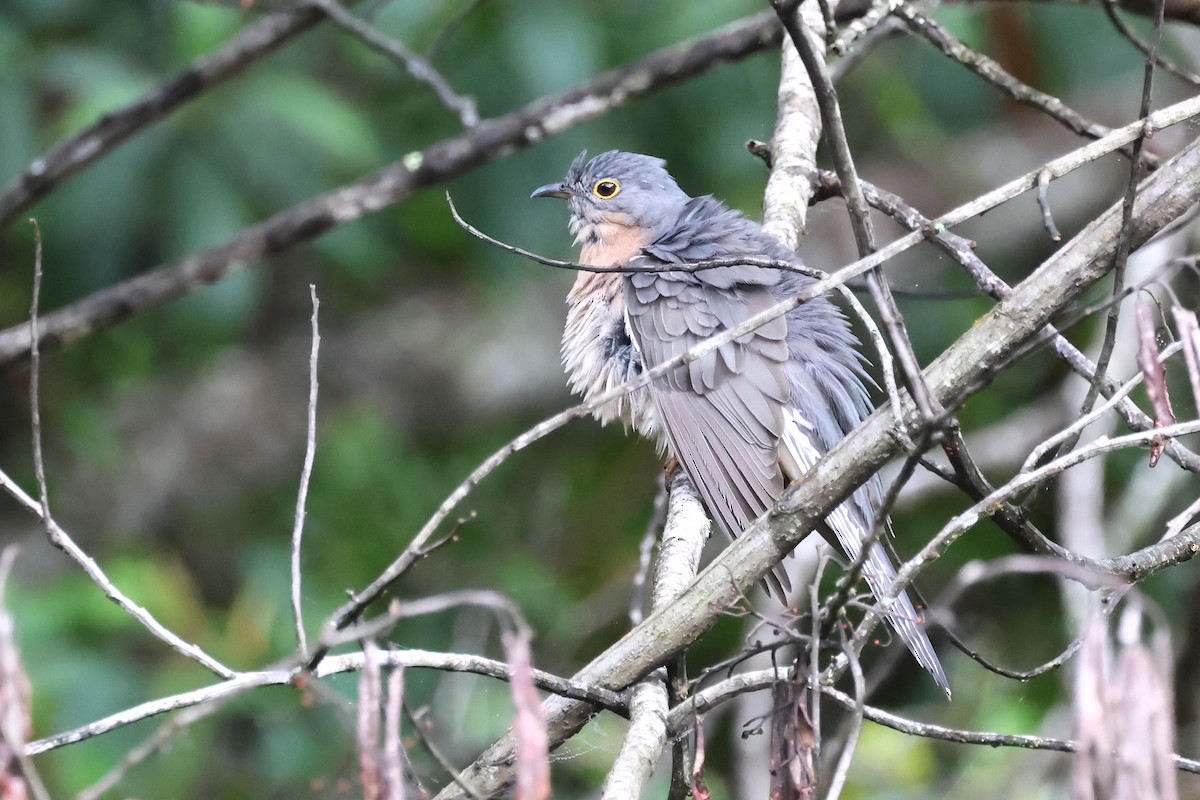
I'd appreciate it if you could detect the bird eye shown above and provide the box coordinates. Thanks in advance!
[593,179,620,199]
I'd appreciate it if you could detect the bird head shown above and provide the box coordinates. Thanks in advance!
[531,150,690,241]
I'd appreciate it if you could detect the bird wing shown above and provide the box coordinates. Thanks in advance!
[623,252,794,591]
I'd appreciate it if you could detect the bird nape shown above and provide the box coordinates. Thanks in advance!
[532,149,949,696]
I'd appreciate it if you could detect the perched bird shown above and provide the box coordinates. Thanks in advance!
[531,150,947,694]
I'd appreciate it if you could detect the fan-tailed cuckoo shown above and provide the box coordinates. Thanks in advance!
[532,150,948,694]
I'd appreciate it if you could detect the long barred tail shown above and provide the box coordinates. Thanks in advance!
[819,502,949,696]
[860,540,949,696]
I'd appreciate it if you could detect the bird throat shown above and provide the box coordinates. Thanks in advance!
[576,218,646,269]
[562,219,658,437]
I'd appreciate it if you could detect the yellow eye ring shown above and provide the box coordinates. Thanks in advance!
[593,178,620,199]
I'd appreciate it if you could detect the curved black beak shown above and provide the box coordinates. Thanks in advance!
[530,182,569,200]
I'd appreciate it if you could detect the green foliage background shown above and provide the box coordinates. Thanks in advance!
[0,0,1196,796]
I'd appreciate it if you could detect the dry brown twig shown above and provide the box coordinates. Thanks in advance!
[506,624,550,800]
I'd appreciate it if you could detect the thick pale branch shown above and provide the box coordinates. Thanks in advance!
[601,471,710,799]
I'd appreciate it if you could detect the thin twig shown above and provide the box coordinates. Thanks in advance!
[1020,341,1183,473]
[27,648,627,756]
[309,0,479,127]
[666,670,1200,774]
[1025,0,1165,514]
[426,0,491,59]
[14,222,235,679]
[897,3,1160,168]
[319,590,531,652]
[630,474,668,626]
[824,624,865,800]
[449,192,806,276]
[289,285,321,658]
[405,701,487,800]
[451,191,911,450]
[1100,0,1200,87]
[28,220,49,527]
[1037,168,1063,241]
[76,702,224,800]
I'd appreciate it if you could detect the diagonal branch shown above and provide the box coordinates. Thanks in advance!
[0,5,333,230]
[308,0,479,126]
[0,11,784,370]
[896,4,1160,167]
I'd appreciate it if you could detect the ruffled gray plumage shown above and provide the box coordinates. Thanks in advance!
[540,151,948,694]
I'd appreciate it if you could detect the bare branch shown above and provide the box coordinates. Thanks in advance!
[308,0,479,127]
[832,0,902,54]
[602,674,669,800]
[761,0,828,249]
[0,11,785,368]
[0,5,332,229]
[668,669,1200,774]
[26,648,627,757]
[289,285,321,658]
[603,470,710,798]
[897,4,1160,168]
